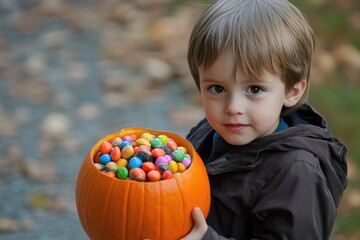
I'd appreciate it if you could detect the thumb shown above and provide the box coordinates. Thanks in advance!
[192,207,207,228]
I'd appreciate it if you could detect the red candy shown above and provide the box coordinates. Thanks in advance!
[162,170,174,180]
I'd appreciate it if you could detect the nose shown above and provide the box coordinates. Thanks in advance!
[225,93,245,115]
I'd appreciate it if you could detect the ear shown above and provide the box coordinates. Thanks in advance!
[284,79,307,107]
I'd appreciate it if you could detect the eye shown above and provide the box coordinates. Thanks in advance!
[247,86,263,94]
[209,85,225,94]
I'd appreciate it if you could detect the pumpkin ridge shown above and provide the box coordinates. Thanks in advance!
[175,176,186,238]
[102,179,115,238]
[123,182,131,240]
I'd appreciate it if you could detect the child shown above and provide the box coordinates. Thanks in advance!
[182,0,348,239]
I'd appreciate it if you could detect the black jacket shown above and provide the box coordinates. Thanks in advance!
[186,104,347,240]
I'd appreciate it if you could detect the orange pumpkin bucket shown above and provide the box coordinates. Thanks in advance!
[75,128,211,240]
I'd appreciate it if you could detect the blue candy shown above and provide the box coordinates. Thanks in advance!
[128,156,142,169]
[99,154,111,165]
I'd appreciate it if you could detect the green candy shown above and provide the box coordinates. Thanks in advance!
[157,135,169,144]
[172,149,185,162]
[150,138,163,148]
[117,167,128,180]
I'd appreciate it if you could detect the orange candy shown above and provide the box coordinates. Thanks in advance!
[99,141,112,154]
[151,148,165,159]
[142,162,156,173]
[110,147,121,162]
[147,170,161,182]
[103,171,116,178]
[129,168,146,182]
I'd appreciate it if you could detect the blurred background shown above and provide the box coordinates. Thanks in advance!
[0,0,358,239]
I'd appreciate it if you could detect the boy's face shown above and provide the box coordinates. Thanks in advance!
[198,50,288,145]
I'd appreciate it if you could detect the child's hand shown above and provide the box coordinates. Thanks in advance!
[180,207,208,240]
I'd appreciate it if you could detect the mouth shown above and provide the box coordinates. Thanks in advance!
[223,123,249,131]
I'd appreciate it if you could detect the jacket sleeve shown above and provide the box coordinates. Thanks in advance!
[202,226,236,240]
[250,160,337,240]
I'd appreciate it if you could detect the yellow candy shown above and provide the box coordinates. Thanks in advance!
[169,160,178,173]
[140,133,154,142]
[177,162,186,173]
[121,146,134,159]
[135,138,151,148]
[178,146,187,154]
[117,158,128,168]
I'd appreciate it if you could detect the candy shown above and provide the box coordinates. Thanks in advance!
[117,159,128,168]
[121,141,132,148]
[150,138,163,148]
[110,137,122,147]
[172,149,185,162]
[104,171,116,178]
[142,162,156,173]
[105,161,118,172]
[157,135,168,144]
[141,132,154,142]
[110,147,121,162]
[157,164,170,173]
[94,163,104,171]
[151,148,165,159]
[168,160,178,173]
[117,167,128,179]
[162,170,174,180]
[121,146,134,159]
[129,168,146,182]
[182,158,191,169]
[135,138,151,148]
[100,141,112,154]
[136,150,153,162]
[129,157,142,169]
[167,138,178,151]
[147,170,161,182]
[100,154,111,165]
[93,132,193,182]
[122,135,133,142]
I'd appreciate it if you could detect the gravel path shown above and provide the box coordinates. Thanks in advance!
[0,1,203,239]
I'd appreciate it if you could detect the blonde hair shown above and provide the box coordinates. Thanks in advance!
[188,0,315,115]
